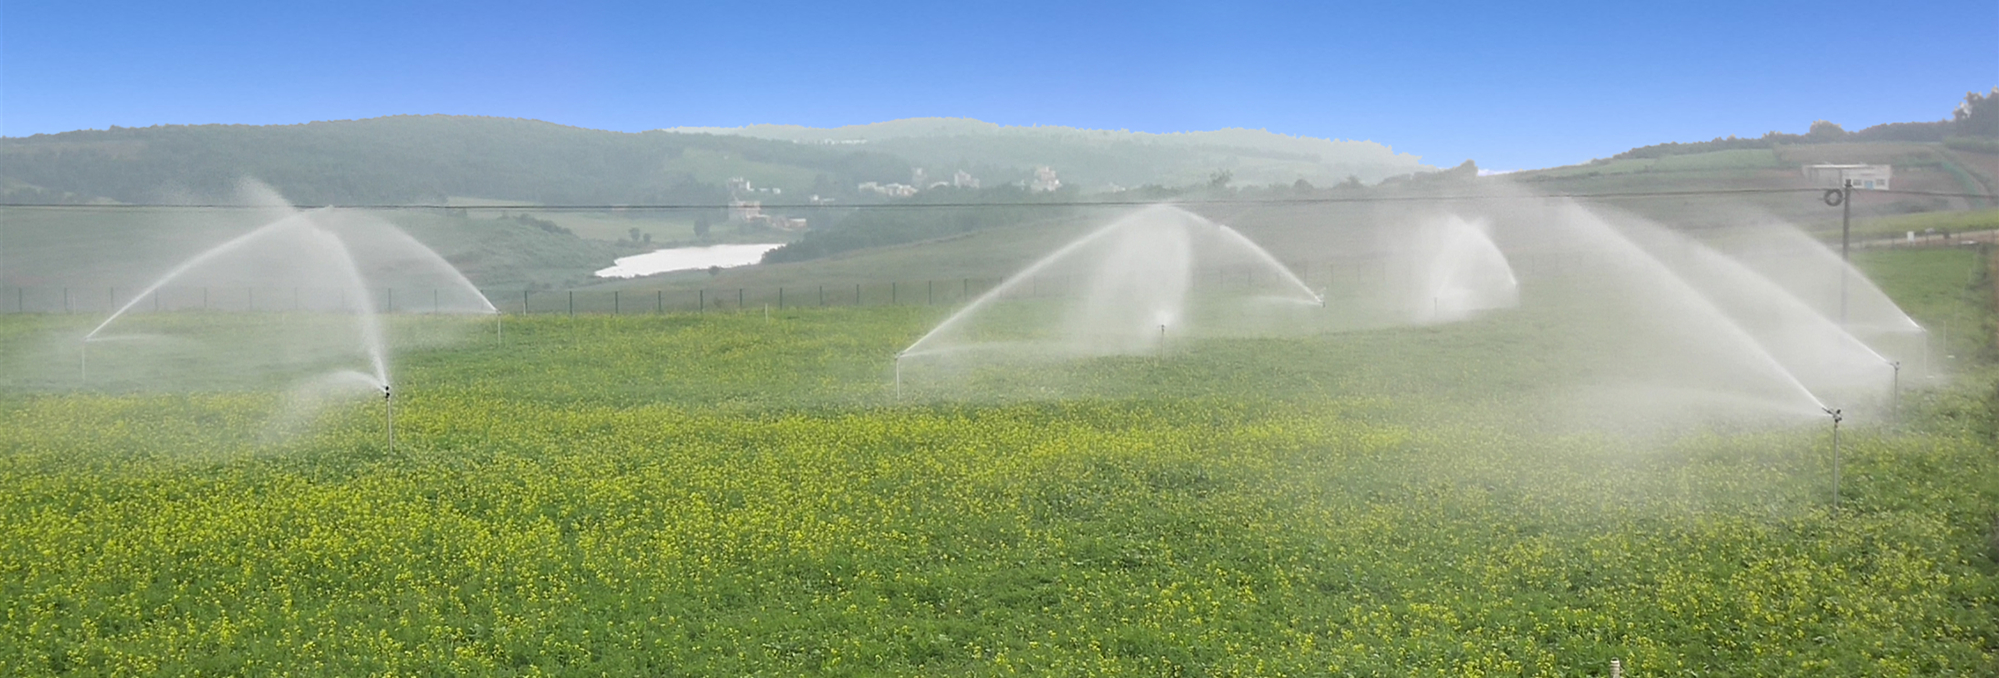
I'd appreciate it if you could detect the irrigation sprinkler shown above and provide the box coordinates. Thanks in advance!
[79,339,87,389]
[1158,323,1168,358]
[383,384,395,453]
[894,352,903,398]
[1891,361,1902,415]
[1823,407,1843,510]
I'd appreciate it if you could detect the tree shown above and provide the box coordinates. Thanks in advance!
[693,217,711,239]
[1292,178,1314,193]
[1208,170,1233,188]
[1806,120,1848,142]
[628,227,642,242]
[1955,88,1999,138]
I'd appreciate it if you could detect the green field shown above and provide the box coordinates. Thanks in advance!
[1,249,1996,675]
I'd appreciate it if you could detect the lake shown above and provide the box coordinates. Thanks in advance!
[594,243,786,278]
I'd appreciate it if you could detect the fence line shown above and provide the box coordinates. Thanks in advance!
[7,236,1981,316]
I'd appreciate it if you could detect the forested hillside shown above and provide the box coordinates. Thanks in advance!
[0,115,913,205]
[668,117,1436,189]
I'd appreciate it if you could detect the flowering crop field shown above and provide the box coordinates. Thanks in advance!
[2,249,1996,675]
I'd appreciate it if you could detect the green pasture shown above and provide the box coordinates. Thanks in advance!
[0,249,1995,675]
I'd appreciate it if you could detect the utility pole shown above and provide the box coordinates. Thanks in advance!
[1829,179,1854,324]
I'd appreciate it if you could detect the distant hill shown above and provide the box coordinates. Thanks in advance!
[0,115,913,206]
[3,115,1434,208]
[665,117,1434,189]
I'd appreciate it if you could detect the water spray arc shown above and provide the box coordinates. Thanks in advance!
[78,181,497,435]
[899,204,1319,371]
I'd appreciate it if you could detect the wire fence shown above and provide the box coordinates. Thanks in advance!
[6,258,1419,316]
[7,224,1991,317]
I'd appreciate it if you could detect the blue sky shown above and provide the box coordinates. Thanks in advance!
[3,1,1994,169]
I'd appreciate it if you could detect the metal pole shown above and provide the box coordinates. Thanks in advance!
[1891,361,1901,415]
[738,288,744,309]
[1840,179,1853,325]
[699,289,705,312]
[657,290,663,314]
[614,290,620,315]
[1826,408,1843,510]
[523,290,530,315]
[928,281,933,305]
[779,287,784,309]
[855,283,860,306]
[384,386,395,453]
[568,291,574,317]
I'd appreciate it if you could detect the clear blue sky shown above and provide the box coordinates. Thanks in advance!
[3,1,1994,169]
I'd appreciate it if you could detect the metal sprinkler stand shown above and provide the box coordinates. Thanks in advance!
[894,352,903,398]
[1890,361,1901,415]
[384,384,395,453]
[1823,407,1843,510]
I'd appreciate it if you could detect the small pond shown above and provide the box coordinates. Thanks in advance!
[594,243,785,278]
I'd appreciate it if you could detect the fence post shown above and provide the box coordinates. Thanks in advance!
[699,289,705,313]
[892,282,897,305]
[855,283,861,306]
[819,285,825,306]
[657,290,663,314]
[779,287,784,309]
[568,290,573,317]
[614,290,620,315]
[738,288,743,309]
[524,290,531,315]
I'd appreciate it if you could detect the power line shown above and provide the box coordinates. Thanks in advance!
[0,187,1834,210]
[1,187,1988,211]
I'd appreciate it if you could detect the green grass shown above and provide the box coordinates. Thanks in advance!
[1849,208,1999,241]
[0,250,1994,675]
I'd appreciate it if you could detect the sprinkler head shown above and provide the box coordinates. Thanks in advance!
[383,384,392,401]
[1822,407,1841,424]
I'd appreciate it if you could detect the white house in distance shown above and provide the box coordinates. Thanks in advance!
[1803,164,1892,190]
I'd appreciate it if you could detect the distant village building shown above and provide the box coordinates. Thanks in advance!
[726,176,781,197]
[1804,164,1892,190]
[953,170,981,189]
[858,181,919,198]
[727,199,806,231]
[1029,166,1061,192]
[911,168,928,188]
